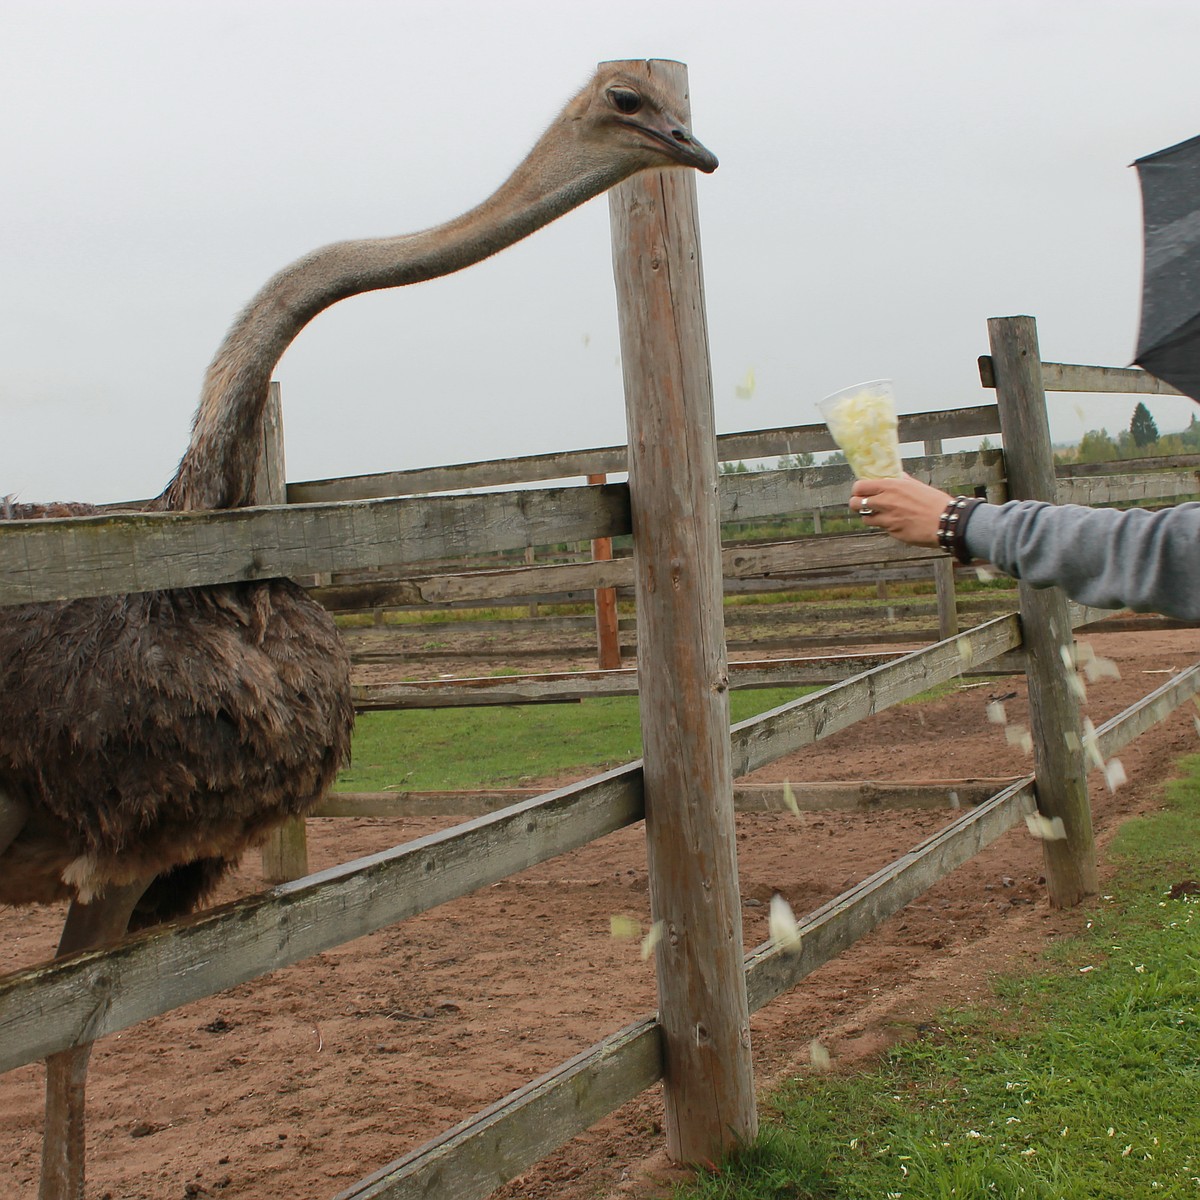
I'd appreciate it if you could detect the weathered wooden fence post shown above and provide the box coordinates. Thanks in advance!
[254,382,311,884]
[924,436,959,639]
[987,316,1097,906]
[588,472,622,669]
[607,59,758,1163]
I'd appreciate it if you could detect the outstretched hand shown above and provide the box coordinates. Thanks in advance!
[848,474,952,548]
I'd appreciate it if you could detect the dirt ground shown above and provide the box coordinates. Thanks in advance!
[2,626,1197,1200]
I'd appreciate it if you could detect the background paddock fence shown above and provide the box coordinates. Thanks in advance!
[3,108,1199,1194]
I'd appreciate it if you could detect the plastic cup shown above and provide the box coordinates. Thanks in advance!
[818,379,902,478]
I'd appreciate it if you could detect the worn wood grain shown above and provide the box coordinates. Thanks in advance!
[979,357,1184,396]
[349,653,906,709]
[288,407,1001,504]
[319,779,1017,819]
[0,485,632,607]
[1058,469,1200,506]
[608,58,756,1160]
[253,383,311,883]
[0,766,643,1073]
[989,316,1097,907]
[730,615,1023,777]
[334,1019,663,1200]
[745,778,1037,1010]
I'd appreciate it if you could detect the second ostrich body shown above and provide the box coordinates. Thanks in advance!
[0,63,716,1199]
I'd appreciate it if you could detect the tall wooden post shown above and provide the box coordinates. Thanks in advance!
[254,382,311,884]
[607,59,757,1163]
[588,473,622,670]
[988,316,1097,906]
[924,437,959,640]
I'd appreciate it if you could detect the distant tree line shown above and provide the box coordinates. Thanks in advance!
[1057,403,1200,465]
[716,403,1198,475]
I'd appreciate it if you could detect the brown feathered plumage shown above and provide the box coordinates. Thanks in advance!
[0,570,352,922]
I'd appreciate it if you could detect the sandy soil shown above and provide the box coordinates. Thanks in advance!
[1,626,1197,1200]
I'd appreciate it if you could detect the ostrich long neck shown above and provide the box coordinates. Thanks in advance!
[161,133,631,512]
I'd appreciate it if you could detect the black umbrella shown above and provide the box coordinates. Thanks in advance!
[1133,133,1200,402]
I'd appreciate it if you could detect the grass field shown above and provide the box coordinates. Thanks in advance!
[671,756,1200,1200]
[334,687,812,792]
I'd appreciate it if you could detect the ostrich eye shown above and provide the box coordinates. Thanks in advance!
[607,87,643,115]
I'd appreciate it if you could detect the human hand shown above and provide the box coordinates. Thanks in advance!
[848,474,953,548]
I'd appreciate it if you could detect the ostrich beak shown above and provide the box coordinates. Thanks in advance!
[627,116,719,174]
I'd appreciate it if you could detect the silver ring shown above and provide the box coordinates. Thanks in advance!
[857,497,875,516]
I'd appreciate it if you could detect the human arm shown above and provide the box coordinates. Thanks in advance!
[849,475,1200,620]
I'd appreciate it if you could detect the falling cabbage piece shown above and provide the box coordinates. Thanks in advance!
[1005,724,1033,754]
[819,380,902,478]
[1025,812,1067,841]
[1103,758,1127,792]
[1076,641,1121,682]
[782,780,800,816]
[768,894,803,953]
[735,367,757,400]
[1058,645,1088,701]
[809,1039,832,1072]
[610,915,641,940]
[1082,718,1106,770]
[986,700,1008,725]
[640,920,664,961]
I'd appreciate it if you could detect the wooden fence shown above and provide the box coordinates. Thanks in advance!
[2,64,1198,1200]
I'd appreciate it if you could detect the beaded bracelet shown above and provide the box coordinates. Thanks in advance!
[936,496,983,564]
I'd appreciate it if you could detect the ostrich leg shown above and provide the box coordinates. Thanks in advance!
[40,880,152,1200]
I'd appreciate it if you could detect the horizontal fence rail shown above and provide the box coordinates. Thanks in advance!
[323,659,1200,1200]
[0,614,1022,1073]
[12,435,1199,613]
[318,779,1020,819]
[978,359,1184,396]
[291,406,1003,503]
[0,449,1005,607]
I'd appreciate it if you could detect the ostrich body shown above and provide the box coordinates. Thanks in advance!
[0,64,716,1199]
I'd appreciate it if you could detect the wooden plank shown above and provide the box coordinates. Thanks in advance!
[744,777,1037,1010]
[334,1017,663,1200]
[1091,661,1200,760]
[1,448,1003,607]
[1058,469,1200,506]
[588,474,622,670]
[0,485,632,607]
[332,649,1200,1200]
[316,779,1018,819]
[253,383,311,884]
[979,357,1184,396]
[290,447,633,504]
[1058,453,1200,478]
[608,58,756,1161]
[729,615,1023,777]
[0,766,643,1072]
[335,774,1032,1200]
[349,654,904,710]
[287,408,1002,504]
[316,530,946,614]
[989,316,1096,908]
[717,451,1005,522]
[731,779,1016,813]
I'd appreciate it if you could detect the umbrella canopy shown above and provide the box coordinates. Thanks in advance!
[1133,132,1200,402]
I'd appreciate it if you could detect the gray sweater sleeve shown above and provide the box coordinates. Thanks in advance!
[963,500,1200,620]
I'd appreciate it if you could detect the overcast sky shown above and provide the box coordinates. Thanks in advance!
[2,0,1198,505]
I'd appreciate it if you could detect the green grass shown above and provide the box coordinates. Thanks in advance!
[672,754,1200,1200]
[335,687,816,792]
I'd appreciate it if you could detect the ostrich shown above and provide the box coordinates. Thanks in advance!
[0,63,717,1200]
